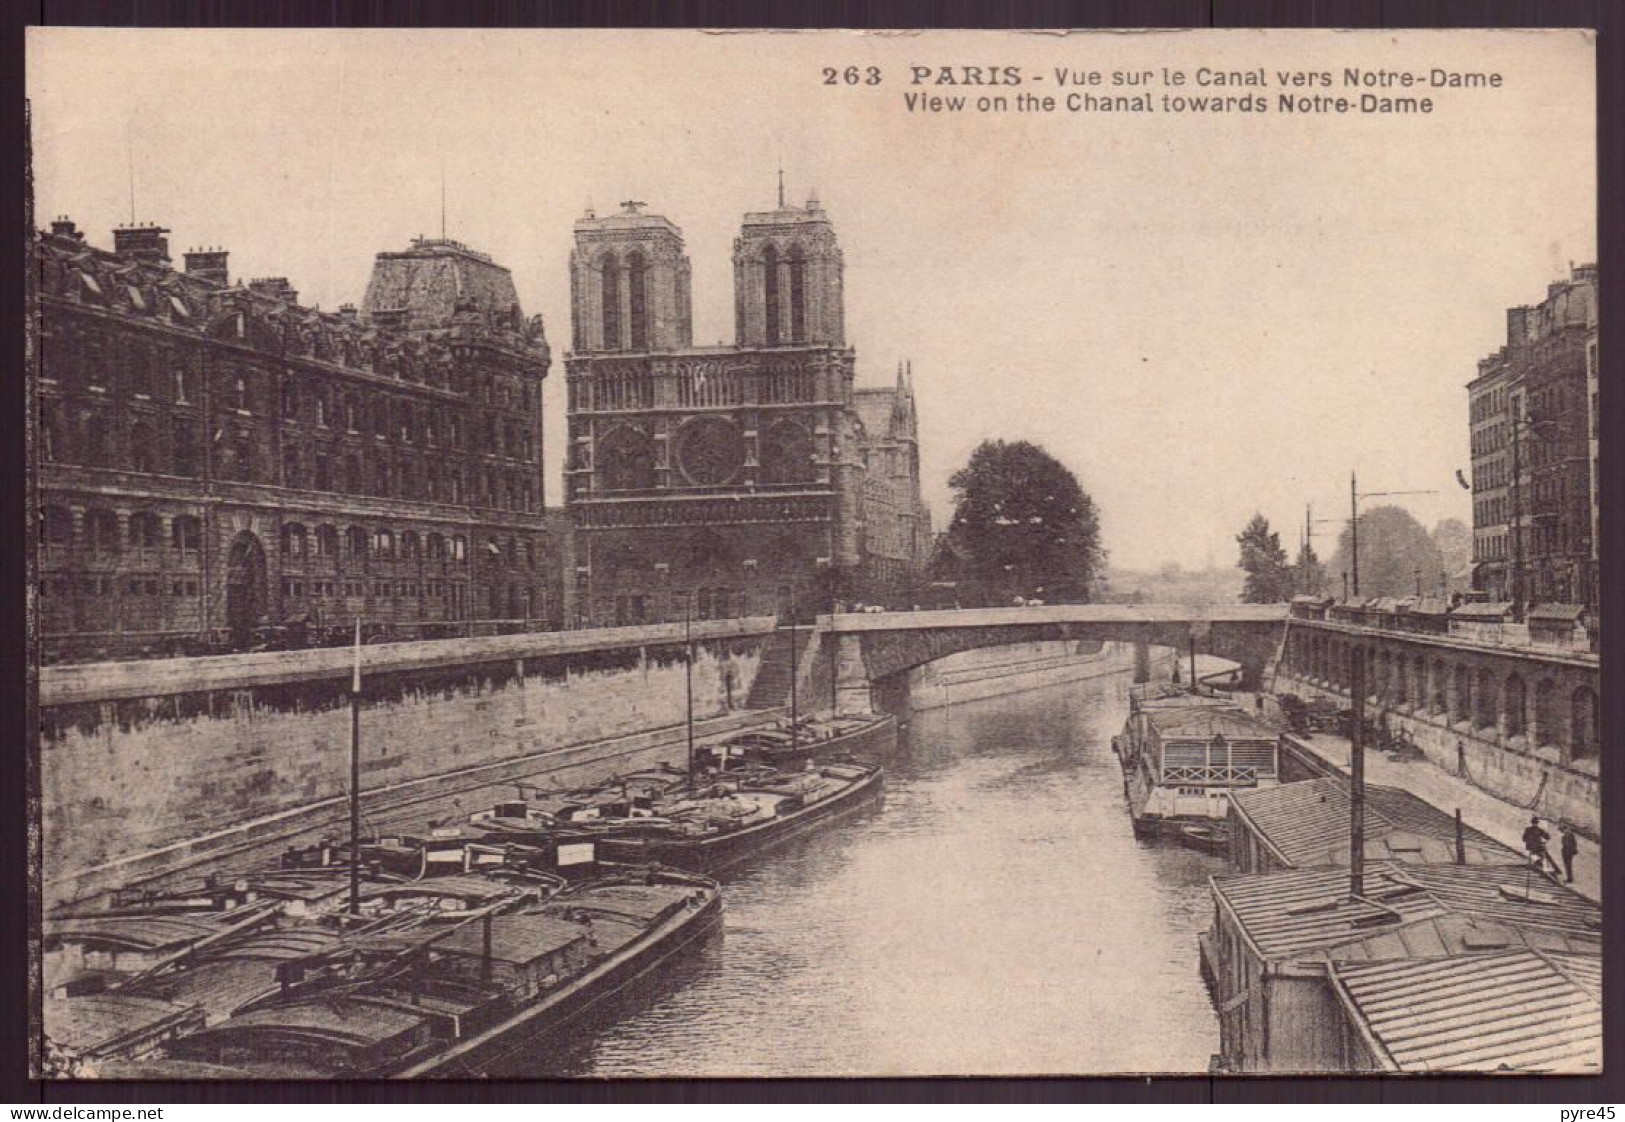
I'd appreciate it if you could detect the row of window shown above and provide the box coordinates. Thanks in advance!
[41,406,541,512]
[40,508,548,571]
[279,578,467,599]
[45,321,538,425]
[39,508,202,552]
[39,576,200,597]
[1469,384,1508,424]
[565,366,823,412]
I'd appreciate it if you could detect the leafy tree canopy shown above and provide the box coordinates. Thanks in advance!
[936,439,1104,604]
[1431,517,1472,582]
[1236,513,1293,603]
[1328,504,1447,598]
[1294,539,1328,597]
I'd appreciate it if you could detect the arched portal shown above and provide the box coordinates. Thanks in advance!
[226,531,268,648]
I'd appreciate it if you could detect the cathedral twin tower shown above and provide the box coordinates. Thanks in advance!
[563,188,926,629]
[568,191,844,354]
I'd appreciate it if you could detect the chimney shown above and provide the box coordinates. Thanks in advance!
[112,223,171,266]
[49,216,83,242]
[1506,305,1531,347]
[248,276,298,305]
[183,247,230,287]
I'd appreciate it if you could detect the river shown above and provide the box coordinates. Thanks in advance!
[507,667,1224,1077]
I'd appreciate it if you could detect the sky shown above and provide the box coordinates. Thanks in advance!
[27,28,1596,570]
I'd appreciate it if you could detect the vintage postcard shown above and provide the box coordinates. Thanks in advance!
[26,27,1598,1079]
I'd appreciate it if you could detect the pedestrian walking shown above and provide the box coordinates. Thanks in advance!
[1522,816,1558,877]
[1560,823,1580,884]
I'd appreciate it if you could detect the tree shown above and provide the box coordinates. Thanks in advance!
[1235,514,1293,603]
[1294,540,1328,596]
[938,440,1104,605]
[1327,504,1447,598]
[1431,518,1471,588]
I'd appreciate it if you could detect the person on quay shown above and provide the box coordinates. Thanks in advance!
[1560,822,1580,884]
[1522,816,1559,877]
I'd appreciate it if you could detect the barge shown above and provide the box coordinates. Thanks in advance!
[116,868,723,1079]
[1112,686,1280,854]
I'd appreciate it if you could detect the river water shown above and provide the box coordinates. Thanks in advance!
[512,668,1223,1077]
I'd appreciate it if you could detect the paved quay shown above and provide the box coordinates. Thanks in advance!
[1250,694,1602,903]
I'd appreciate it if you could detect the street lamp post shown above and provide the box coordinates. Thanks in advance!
[816,556,835,714]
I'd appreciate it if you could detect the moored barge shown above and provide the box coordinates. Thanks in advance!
[112,868,722,1079]
[1112,686,1280,854]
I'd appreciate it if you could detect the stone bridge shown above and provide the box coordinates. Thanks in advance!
[820,604,1289,714]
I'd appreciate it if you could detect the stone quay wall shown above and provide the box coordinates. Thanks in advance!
[1276,620,1599,836]
[39,618,775,896]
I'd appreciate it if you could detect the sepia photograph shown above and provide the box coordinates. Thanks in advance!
[24,26,1599,1080]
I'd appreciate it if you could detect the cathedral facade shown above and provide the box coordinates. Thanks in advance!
[563,193,930,626]
[34,219,562,662]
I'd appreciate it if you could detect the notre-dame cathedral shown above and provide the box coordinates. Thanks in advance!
[563,190,931,626]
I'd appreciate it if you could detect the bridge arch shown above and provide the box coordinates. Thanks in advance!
[821,605,1289,715]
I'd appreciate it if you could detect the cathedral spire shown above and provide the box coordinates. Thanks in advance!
[777,165,785,209]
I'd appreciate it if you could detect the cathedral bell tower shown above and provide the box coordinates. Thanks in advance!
[569,201,693,354]
[733,185,844,347]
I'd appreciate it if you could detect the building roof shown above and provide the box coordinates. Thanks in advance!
[44,993,200,1058]
[1451,601,1513,620]
[1143,707,1276,742]
[1212,862,1601,965]
[362,237,528,331]
[430,914,588,965]
[1528,604,1586,622]
[35,223,545,378]
[1328,950,1601,1073]
[1231,777,1521,869]
[1212,865,1447,961]
[740,196,833,228]
[1409,595,1453,617]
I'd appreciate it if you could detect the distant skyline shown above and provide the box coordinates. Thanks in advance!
[28,28,1595,569]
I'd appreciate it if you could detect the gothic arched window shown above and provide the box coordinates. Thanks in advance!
[788,244,807,342]
[597,426,656,492]
[762,243,781,344]
[601,253,622,351]
[627,251,648,351]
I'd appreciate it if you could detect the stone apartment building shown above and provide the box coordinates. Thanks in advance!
[1467,263,1596,614]
[33,218,562,661]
